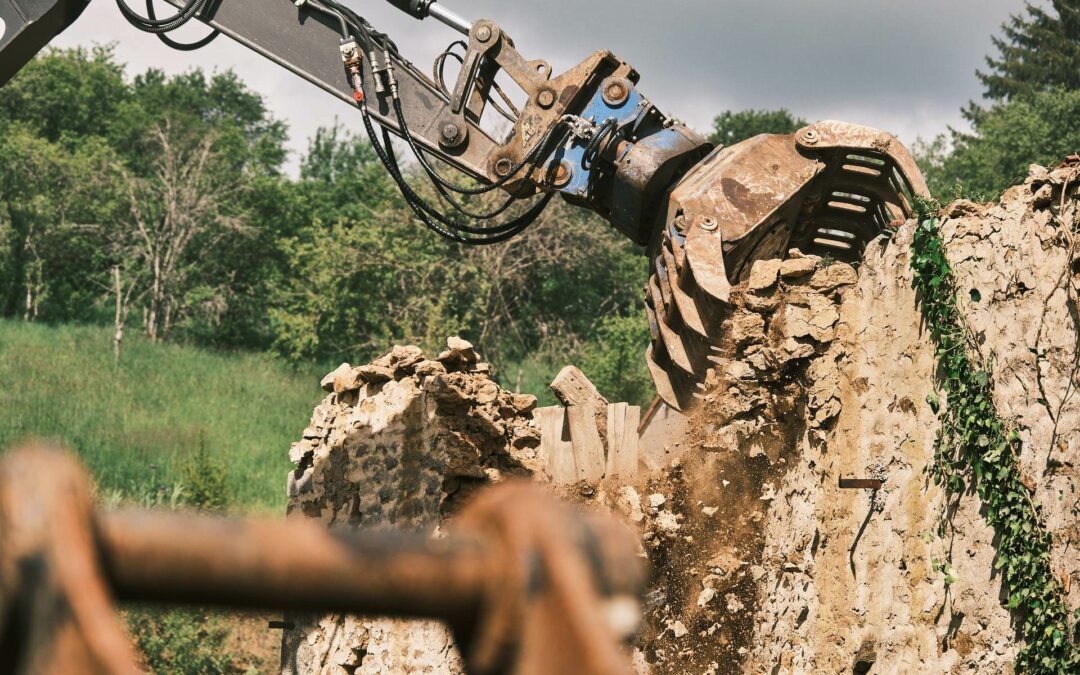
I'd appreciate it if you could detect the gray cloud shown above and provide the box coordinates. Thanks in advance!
[54,0,1029,172]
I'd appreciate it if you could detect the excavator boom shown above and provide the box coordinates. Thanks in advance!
[0,0,928,409]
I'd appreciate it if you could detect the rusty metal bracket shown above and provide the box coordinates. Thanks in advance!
[0,445,645,674]
[839,478,885,490]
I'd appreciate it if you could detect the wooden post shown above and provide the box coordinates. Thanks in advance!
[535,407,577,485]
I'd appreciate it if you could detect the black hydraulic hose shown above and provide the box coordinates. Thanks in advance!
[116,0,207,32]
[305,0,350,40]
[144,0,219,50]
[390,96,563,196]
[361,107,549,244]
[379,122,537,233]
[582,117,618,170]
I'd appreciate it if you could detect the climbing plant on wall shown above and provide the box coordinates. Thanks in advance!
[910,197,1078,672]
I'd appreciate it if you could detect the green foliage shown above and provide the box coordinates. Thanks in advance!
[910,204,1078,672]
[923,89,1080,198]
[0,47,290,349]
[0,319,319,510]
[268,123,647,370]
[709,108,807,147]
[180,436,231,511]
[577,313,655,407]
[977,0,1080,103]
[127,606,239,675]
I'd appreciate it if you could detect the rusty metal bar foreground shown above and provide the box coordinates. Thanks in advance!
[100,509,489,622]
[0,445,645,675]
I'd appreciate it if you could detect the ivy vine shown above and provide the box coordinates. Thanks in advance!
[910,198,1077,673]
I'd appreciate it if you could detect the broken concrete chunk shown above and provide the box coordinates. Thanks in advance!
[729,312,766,346]
[377,345,425,376]
[1033,183,1055,208]
[1027,163,1050,185]
[748,258,783,292]
[666,619,689,639]
[942,199,984,219]
[550,365,607,408]
[744,291,781,313]
[356,363,394,384]
[475,381,500,405]
[510,393,538,414]
[413,359,447,378]
[320,362,352,392]
[444,336,478,362]
[809,263,858,291]
[779,257,817,279]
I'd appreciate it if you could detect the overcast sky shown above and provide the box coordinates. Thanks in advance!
[55,0,1030,173]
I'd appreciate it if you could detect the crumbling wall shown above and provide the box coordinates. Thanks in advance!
[280,339,540,675]
[635,161,1080,674]
[279,162,1080,675]
[939,163,1080,616]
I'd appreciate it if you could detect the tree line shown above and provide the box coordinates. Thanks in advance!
[0,0,1075,404]
[0,46,655,402]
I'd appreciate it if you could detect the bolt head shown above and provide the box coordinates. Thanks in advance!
[699,217,718,232]
[801,130,819,145]
[537,90,556,109]
[552,162,572,187]
[494,157,514,176]
[476,25,492,42]
[602,79,630,106]
[441,123,460,142]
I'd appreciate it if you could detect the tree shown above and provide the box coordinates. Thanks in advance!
[268,125,648,372]
[927,89,1080,199]
[577,313,654,406]
[709,109,807,147]
[977,0,1080,103]
[117,123,248,342]
[0,123,114,321]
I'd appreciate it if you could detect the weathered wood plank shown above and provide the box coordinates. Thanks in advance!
[621,405,640,478]
[535,406,576,485]
[567,405,605,482]
[606,402,626,478]
[550,366,610,449]
[550,365,607,408]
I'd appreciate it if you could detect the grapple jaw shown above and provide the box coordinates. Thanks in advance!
[645,121,929,411]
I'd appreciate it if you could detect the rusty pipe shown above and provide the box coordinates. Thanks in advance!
[1,446,645,675]
[98,509,489,625]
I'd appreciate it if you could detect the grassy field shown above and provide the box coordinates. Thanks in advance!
[0,320,322,511]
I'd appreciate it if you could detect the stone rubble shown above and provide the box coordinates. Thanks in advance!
[281,337,540,674]
[634,160,1080,674]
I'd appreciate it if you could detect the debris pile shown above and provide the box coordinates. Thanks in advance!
[634,160,1080,673]
[628,254,855,672]
[280,160,1080,674]
[281,337,539,674]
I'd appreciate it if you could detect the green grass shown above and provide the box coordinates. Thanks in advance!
[0,320,322,511]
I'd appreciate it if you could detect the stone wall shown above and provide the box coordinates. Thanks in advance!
[279,339,539,674]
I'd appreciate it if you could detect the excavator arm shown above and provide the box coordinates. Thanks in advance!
[0,0,929,410]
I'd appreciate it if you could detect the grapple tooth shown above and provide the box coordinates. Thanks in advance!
[649,276,694,374]
[645,344,681,411]
[654,254,675,312]
[642,122,929,412]
[661,242,708,337]
[684,224,732,304]
[669,221,688,272]
[645,344,696,412]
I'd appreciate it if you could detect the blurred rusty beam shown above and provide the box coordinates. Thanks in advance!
[99,510,488,624]
[0,444,645,675]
